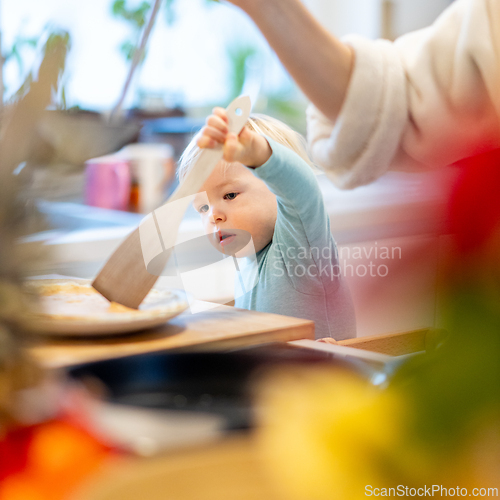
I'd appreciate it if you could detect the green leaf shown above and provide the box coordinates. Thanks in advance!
[120,40,136,61]
[111,0,151,29]
[111,0,126,16]
[164,0,176,25]
[4,35,40,77]
[227,45,257,99]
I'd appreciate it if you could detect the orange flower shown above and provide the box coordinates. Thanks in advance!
[0,419,113,500]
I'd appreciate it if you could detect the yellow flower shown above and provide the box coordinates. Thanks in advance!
[255,366,408,500]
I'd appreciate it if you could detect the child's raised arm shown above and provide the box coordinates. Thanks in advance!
[197,108,272,168]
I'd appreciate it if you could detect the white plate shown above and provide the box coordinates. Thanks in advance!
[24,279,189,336]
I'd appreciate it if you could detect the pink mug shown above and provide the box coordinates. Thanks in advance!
[85,156,131,211]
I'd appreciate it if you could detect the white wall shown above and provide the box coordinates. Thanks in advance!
[340,235,439,337]
[305,0,382,39]
[304,0,452,39]
[391,0,453,38]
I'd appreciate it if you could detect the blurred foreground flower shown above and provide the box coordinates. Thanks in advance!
[257,368,409,500]
[0,418,112,500]
[256,150,500,499]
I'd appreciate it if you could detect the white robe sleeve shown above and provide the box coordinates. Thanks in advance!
[307,0,500,189]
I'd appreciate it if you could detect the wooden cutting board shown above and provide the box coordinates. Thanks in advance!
[26,302,315,368]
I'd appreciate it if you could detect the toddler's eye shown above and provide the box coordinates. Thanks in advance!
[198,204,209,213]
[224,192,238,200]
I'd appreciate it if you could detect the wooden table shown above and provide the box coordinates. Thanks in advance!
[26,303,314,369]
[74,435,288,500]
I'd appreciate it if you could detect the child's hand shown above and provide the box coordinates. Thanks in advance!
[317,338,338,345]
[197,107,271,168]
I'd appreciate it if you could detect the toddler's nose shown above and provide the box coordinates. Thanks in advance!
[210,206,226,223]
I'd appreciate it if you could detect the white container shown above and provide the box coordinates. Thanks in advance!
[118,143,175,213]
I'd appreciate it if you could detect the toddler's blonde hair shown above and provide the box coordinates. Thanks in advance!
[177,113,313,181]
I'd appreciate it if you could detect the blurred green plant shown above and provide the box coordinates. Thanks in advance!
[6,28,71,109]
[111,0,218,62]
[227,45,256,100]
[111,0,152,62]
[3,35,39,80]
[265,91,307,135]
[163,0,219,26]
[226,44,307,133]
[0,39,69,432]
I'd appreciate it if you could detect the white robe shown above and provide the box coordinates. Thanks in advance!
[307,0,500,189]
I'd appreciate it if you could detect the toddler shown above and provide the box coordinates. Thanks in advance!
[178,108,355,340]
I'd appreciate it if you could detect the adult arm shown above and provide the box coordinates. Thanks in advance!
[227,0,500,188]
[225,0,354,122]
[307,0,500,188]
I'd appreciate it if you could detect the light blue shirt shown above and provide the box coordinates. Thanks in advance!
[235,137,356,340]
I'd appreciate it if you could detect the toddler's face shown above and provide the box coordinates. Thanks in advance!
[193,161,277,257]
